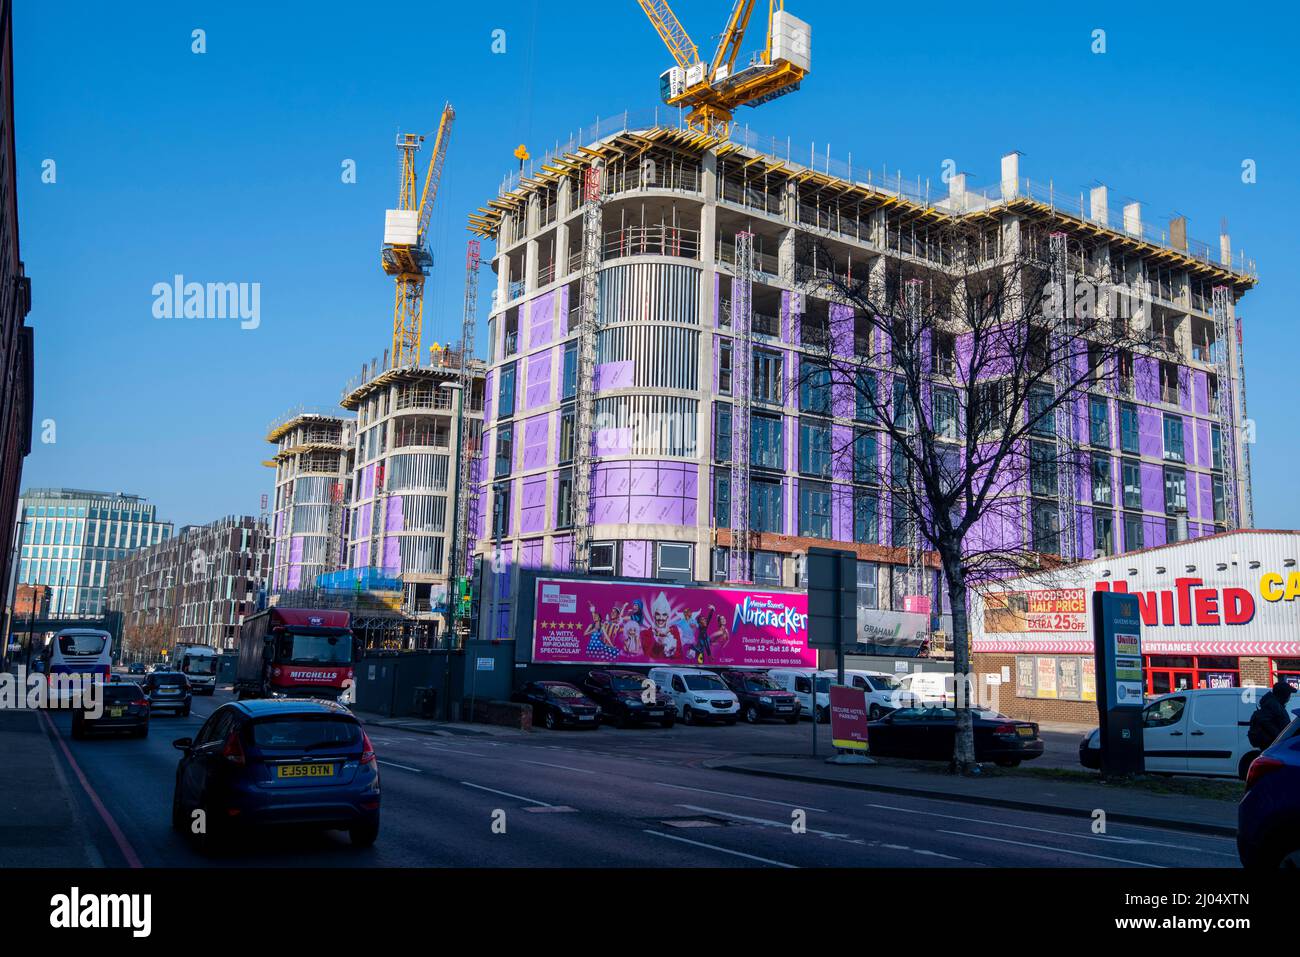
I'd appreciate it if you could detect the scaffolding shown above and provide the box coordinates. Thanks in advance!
[1237,318,1253,527]
[326,479,346,573]
[451,240,481,639]
[1213,285,1240,528]
[570,164,604,571]
[729,231,755,583]
[1050,231,1080,561]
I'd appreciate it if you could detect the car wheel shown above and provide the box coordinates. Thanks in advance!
[682,706,695,726]
[869,704,883,720]
[815,706,828,724]
[994,758,1021,768]
[543,709,558,731]
[744,705,760,724]
[1239,750,1261,782]
[350,818,380,848]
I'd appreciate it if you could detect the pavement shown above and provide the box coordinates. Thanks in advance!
[0,708,100,867]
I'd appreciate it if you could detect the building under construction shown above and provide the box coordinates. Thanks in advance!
[466,113,1258,648]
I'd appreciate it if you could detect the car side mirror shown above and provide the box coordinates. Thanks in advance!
[172,737,193,752]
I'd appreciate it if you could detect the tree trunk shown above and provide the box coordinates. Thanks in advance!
[939,537,978,774]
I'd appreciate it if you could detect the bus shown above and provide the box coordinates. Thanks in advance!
[40,628,113,704]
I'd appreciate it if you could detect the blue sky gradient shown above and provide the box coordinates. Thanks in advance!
[13,1,1298,528]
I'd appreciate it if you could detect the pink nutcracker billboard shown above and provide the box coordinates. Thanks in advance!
[531,577,816,668]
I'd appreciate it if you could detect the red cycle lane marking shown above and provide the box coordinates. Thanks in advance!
[39,709,143,869]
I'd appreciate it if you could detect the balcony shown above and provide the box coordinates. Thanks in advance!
[603,225,700,261]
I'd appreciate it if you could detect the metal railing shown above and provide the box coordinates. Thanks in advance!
[603,225,699,261]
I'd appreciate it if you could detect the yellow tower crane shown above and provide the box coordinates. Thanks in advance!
[382,102,455,368]
[636,0,810,137]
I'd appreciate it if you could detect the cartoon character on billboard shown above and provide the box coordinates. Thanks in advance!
[681,604,731,664]
[641,592,684,660]
[583,601,621,661]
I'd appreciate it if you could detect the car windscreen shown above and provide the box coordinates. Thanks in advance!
[684,675,726,692]
[104,685,143,703]
[542,684,585,699]
[57,634,106,656]
[185,657,216,674]
[251,716,361,749]
[743,676,781,691]
[279,630,351,665]
[610,675,645,692]
[815,677,832,693]
[154,674,188,686]
[866,675,900,691]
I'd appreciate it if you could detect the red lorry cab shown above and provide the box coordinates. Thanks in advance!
[235,607,356,700]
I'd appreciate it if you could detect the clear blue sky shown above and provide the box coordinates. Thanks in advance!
[13,1,1298,528]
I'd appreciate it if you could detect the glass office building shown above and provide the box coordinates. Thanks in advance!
[15,488,173,616]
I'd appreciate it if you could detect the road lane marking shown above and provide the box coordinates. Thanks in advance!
[378,760,423,772]
[460,782,555,807]
[420,743,493,758]
[519,760,596,774]
[936,829,1163,867]
[864,803,1235,856]
[38,710,142,869]
[675,804,849,837]
[643,829,796,868]
[653,782,828,812]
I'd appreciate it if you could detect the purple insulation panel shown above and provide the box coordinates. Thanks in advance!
[1137,407,1162,459]
[274,510,286,537]
[1196,473,1213,521]
[1192,369,1209,415]
[287,565,302,590]
[784,414,796,473]
[1145,516,1167,548]
[1077,506,1094,559]
[558,285,570,335]
[520,538,544,569]
[520,475,547,533]
[595,360,634,390]
[552,536,572,571]
[595,427,632,455]
[477,491,489,539]
[1134,356,1159,404]
[382,537,400,574]
[1194,418,1211,469]
[528,290,557,349]
[1140,463,1165,514]
[522,416,549,470]
[385,496,404,532]
[289,536,304,563]
[524,350,552,410]
[829,303,854,358]
[484,370,495,423]
[831,483,852,542]
[831,424,853,482]
[622,540,649,578]
[1178,366,1193,412]
[781,290,792,342]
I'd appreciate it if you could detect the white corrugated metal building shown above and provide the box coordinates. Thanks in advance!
[969,530,1300,723]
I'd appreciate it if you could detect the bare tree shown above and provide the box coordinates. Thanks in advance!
[791,219,1157,772]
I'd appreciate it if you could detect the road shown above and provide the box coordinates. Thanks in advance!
[43,689,1238,869]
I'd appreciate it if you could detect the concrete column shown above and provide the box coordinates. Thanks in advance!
[1169,215,1188,251]
[700,149,718,266]
[868,208,887,249]
[1220,231,1232,267]
[778,226,797,284]
[1000,152,1021,200]
[1123,202,1142,237]
[525,238,539,292]
[1089,185,1108,224]
[555,220,570,279]
[948,173,968,210]
[784,178,798,223]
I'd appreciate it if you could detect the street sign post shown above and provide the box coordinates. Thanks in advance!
[1092,591,1146,777]
[806,547,857,757]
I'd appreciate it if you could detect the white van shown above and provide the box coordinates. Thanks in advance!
[767,669,831,722]
[1079,686,1300,780]
[648,667,740,725]
[837,670,904,719]
[894,670,958,709]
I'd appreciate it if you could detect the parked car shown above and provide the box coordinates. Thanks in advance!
[128,663,146,676]
[144,671,192,717]
[1238,715,1300,868]
[648,667,739,725]
[715,670,800,724]
[1078,687,1300,780]
[767,668,830,722]
[71,682,150,739]
[867,707,1045,766]
[171,699,380,849]
[512,681,602,730]
[579,669,675,728]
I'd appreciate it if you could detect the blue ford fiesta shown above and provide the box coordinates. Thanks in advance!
[171,699,380,850]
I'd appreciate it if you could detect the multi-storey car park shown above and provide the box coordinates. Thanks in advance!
[466,114,1258,646]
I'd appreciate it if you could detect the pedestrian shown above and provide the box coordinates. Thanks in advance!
[1248,680,1296,750]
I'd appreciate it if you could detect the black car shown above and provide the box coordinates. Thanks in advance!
[580,670,675,728]
[144,671,193,716]
[716,670,801,724]
[128,663,146,675]
[866,707,1045,767]
[71,682,150,739]
[512,681,602,730]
